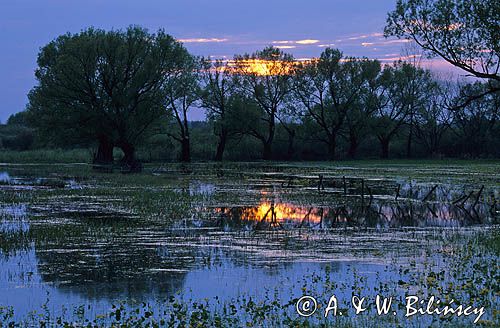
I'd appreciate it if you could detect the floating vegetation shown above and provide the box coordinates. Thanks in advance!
[0,162,498,327]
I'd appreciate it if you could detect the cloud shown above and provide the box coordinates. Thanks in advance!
[295,39,320,45]
[345,33,383,41]
[275,45,296,49]
[178,38,228,43]
[318,43,335,48]
[361,39,411,47]
[377,54,422,62]
[272,39,320,45]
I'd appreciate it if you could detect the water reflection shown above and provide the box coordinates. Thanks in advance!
[211,199,494,230]
[0,166,498,324]
[31,223,191,300]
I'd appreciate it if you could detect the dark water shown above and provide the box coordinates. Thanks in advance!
[0,168,498,324]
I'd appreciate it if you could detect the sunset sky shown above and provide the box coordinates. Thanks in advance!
[0,0,457,122]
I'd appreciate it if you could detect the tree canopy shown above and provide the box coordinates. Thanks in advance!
[28,26,188,169]
[232,46,296,160]
[14,25,498,164]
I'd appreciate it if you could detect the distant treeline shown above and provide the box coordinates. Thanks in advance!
[2,0,499,166]
[2,77,499,162]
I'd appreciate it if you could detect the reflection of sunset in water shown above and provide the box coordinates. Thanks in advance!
[213,199,482,229]
[219,202,329,226]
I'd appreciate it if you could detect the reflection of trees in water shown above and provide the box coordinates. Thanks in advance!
[3,182,496,302]
[214,198,493,230]
[0,204,31,255]
[31,220,191,301]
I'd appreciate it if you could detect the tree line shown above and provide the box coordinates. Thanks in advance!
[2,0,498,167]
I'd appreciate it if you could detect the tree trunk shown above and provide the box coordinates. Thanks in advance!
[181,137,191,163]
[263,141,272,160]
[119,141,142,173]
[286,130,295,161]
[214,129,228,162]
[262,115,275,160]
[94,135,114,165]
[327,134,336,160]
[348,133,358,159]
[407,123,413,158]
[380,138,390,159]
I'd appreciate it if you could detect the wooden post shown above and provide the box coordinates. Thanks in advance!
[423,184,438,202]
[395,184,401,201]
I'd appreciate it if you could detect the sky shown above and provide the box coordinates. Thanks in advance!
[0,0,457,123]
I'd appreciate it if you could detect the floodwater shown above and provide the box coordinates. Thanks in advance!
[0,163,498,326]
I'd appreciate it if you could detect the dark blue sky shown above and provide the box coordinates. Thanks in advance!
[0,0,453,122]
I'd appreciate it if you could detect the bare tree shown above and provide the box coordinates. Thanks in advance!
[450,82,499,157]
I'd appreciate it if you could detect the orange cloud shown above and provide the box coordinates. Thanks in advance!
[228,59,300,76]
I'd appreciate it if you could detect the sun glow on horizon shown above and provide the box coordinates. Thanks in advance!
[227,58,302,76]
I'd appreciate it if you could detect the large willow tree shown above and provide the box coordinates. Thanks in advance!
[28,26,188,169]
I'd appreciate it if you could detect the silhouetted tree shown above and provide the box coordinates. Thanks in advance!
[233,47,295,160]
[27,26,187,170]
[344,59,382,158]
[414,80,454,156]
[451,82,499,157]
[372,62,434,158]
[199,58,239,161]
[164,53,200,163]
[295,49,376,159]
[385,0,500,106]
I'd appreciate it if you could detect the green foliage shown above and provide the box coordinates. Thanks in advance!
[5,23,498,162]
[0,149,91,163]
[233,46,296,159]
[0,124,34,151]
[295,48,382,159]
[27,26,189,164]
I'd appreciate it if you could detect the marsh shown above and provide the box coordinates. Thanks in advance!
[0,161,498,326]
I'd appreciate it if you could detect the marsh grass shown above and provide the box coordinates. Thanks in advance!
[0,161,498,327]
[0,230,497,327]
[0,149,91,164]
